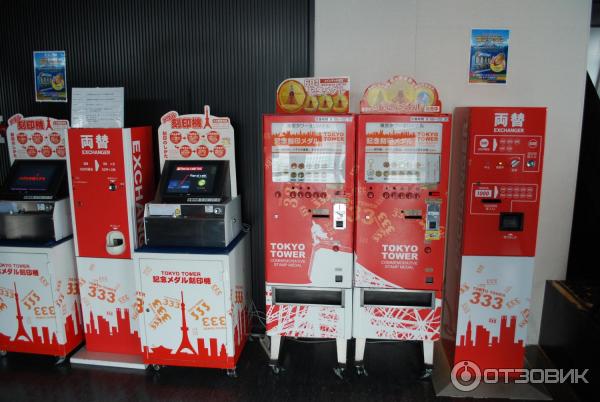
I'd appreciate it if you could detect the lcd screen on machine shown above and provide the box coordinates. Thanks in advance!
[8,162,60,192]
[165,164,218,195]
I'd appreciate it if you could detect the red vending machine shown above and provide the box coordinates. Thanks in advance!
[66,126,155,368]
[263,77,354,375]
[440,107,546,385]
[0,114,83,361]
[353,76,451,377]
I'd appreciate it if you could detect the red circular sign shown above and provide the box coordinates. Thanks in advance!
[27,146,38,157]
[187,131,200,144]
[207,131,220,144]
[180,145,192,158]
[213,145,226,158]
[56,145,66,158]
[32,132,44,144]
[170,131,182,144]
[17,133,28,144]
[196,145,209,158]
[50,132,61,144]
[41,145,53,157]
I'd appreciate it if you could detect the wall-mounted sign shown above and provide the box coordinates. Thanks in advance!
[33,51,67,102]
[469,29,510,84]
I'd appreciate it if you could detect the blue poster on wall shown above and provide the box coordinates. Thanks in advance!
[33,51,67,102]
[469,29,509,84]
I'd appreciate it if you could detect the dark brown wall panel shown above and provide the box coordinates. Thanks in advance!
[0,0,314,320]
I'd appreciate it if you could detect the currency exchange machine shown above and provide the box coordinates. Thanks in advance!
[353,76,452,377]
[67,123,155,368]
[436,107,547,393]
[0,114,83,361]
[133,106,251,377]
[263,77,355,376]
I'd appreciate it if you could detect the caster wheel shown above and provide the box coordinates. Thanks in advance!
[269,363,282,375]
[420,366,433,380]
[0,350,7,357]
[152,364,162,372]
[333,364,347,380]
[226,368,238,378]
[355,364,368,376]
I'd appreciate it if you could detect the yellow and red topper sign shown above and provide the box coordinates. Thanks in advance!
[360,75,441,114]
[276,77,350,114]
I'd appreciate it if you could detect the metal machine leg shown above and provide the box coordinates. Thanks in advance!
[421,340,434,379]
[269,335,282,374]
[333,338,347,379]
[354,338,368,376]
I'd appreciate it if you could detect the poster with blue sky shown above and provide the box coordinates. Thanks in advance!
[469,29,509,84]
[34,51,67,102]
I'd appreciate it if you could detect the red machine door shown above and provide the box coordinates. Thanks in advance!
[68,128,132,258]
[263,115,355,288]
[354,114,451,291]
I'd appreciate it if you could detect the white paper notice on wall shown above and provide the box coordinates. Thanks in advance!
[71,87,125,128]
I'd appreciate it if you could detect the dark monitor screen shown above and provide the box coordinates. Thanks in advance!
[1,160,67,200]
[158,160,229,203]
[8,163,60,192]
[165,164,218,195]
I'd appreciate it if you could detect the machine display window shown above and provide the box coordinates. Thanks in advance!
[364,122,443,184]
[270,121,347,184]
[1,160,66,200]
[165,165,218,195]
[158,160,228,203]
[499,212,524,231]
[365,154,440,184]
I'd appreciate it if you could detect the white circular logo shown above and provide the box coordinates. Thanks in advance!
[451,360,482,392]
[479,138,489,148]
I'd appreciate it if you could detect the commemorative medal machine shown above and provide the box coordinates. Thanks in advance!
[133,106,250,377]
[438,107,546,387]
[0,114,83,362]
[354,76,451,377]
[66,122,155,368]
[263,77,355,375]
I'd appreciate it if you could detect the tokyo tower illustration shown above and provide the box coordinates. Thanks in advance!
[13,283,32,342]
[175,291,196,355]
[203,105,212,129]
[46,117,52,130]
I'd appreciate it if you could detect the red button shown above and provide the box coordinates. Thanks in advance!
[367,192,374,199]
[320,192,327,199]
[406,193,413,199]
[399,192,405,199]
[313,192,319,198]
[290,192,296,198]
[306,192,312,198]
[297,192,304,198]
[274,191,281,198]
[391,192,397,199]
[383,192,390,199]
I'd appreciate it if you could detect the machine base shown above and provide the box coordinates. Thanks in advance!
[69,347,147,370]
[432,342,552,400]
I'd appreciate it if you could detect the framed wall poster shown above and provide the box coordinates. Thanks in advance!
[469,29,510,84]
[33,51,67,102]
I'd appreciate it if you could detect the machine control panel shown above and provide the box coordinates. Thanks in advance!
[461,107,546,256]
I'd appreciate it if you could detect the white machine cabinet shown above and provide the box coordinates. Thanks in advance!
[133,232,250,372]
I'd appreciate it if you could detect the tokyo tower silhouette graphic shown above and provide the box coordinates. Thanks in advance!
[13,283,32,342]
[203,106,212,129]
[175,291,196,355]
